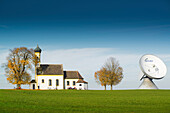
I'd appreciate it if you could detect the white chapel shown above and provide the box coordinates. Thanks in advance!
[30,45,88,90]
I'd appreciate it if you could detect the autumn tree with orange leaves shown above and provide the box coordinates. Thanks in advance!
[3,47,39,89]
[94,67,109,90]
[94,57,123,90]
[104,57,123,90]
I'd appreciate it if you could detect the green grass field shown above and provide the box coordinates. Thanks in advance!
[0,90,170,113]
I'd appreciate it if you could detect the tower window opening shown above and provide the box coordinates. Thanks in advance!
[42,79,44,83]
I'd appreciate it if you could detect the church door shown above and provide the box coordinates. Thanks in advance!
[33,84,35,90]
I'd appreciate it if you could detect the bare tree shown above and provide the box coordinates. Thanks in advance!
[3,47,39,89]
[104,57,123,90]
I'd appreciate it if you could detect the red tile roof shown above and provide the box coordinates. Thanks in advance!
[64,71,84,79]
[76,79,88,84]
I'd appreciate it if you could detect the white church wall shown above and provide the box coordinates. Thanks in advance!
[29,83,37,90]
[76,83,84,90]
[37,75,64,90]
[65,79,79,89]
[32,45,88,90]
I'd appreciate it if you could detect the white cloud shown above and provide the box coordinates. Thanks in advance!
[0,49,14,89]
[1,48,170,89]
[41,48,170,89]
[0,50,9,74]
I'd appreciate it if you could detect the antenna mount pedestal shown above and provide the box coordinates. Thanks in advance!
[139,76,158,89]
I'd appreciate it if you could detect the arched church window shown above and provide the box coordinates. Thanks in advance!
[67,81,70,86]
[42,79,44,83]
[49,79,52,86]
[73,81,75,86]
[56,79,59,86]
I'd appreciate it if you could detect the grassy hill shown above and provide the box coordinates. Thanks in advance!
[0,90,170,113]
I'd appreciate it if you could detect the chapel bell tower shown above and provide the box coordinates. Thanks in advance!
[34,45,42,89]
[34,44,42,65]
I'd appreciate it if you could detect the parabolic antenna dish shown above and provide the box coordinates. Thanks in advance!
[139,54,167,79]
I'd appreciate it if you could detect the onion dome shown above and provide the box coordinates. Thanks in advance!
[34,45,42,53]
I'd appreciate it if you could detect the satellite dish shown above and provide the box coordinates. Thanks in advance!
[139,54,167,89]
[138,70,144,80]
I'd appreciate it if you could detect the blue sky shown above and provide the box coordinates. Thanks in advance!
[0,0,170,51]
[0,0,170,89]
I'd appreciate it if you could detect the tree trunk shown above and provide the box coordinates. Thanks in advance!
[104,85,106,90]
[111,85,112,90]
[17,84,21,89]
